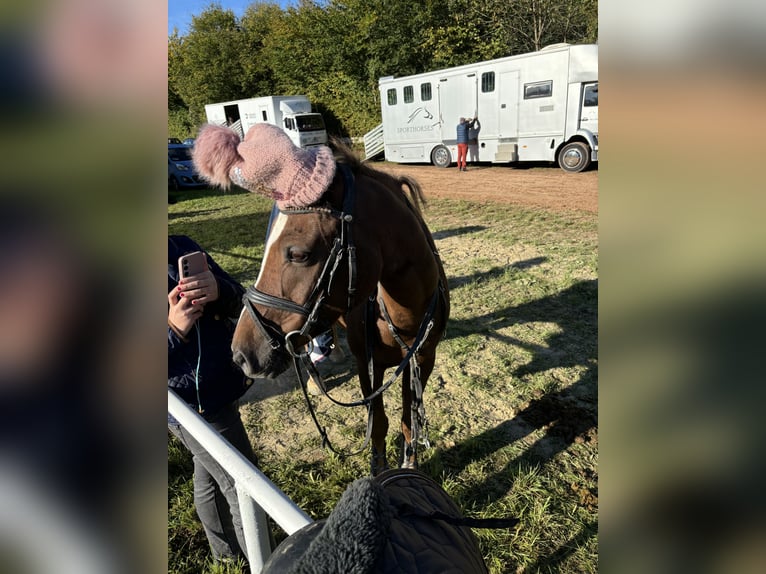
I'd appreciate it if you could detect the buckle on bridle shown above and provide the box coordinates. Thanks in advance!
[285,330,312,358]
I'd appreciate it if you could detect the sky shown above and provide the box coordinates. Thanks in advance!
[168,0,295,36]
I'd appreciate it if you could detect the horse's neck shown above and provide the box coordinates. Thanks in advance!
[371,209,437,309]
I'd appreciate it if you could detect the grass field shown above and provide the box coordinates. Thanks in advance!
[168,180,598,573]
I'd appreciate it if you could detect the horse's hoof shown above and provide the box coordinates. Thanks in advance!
[400,440,418,470]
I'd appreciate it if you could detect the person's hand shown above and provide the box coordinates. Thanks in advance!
[168,287,203,337]
[177,270,220,305]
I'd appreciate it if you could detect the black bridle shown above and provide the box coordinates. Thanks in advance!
[241,164,358,354]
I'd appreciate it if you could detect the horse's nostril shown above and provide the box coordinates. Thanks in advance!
[232,350,247,369]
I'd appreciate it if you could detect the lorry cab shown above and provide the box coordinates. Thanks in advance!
[558,80,598,172]
[283,113,327,148]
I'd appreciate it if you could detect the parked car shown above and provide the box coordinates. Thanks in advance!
[168,144,206,190]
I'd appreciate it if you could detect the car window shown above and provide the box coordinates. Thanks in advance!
[168,147,192,162]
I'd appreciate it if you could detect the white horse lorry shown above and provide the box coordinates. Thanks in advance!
[204,95,328,148]
[364,43,598,172]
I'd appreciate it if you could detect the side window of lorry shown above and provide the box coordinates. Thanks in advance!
[584,84,598,107]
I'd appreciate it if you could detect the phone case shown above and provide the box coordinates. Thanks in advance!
[178,251,209,278]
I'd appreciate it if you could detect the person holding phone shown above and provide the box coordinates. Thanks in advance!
[167,234,264,566]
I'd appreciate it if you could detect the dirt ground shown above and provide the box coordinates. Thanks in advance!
[371,162,598,213]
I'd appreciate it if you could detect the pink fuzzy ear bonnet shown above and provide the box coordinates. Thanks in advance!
[192,123,337,209]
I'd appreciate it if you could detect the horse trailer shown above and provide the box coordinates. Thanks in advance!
[204,95,328,149]
[366,43,598,172]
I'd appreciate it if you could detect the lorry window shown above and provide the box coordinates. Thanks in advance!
[404,86,414,103]
[421,83,432,101]
[262,111,268,121]
[481,72,495,93]
[387,88,397,105]
[584,84,598,107]
[524,80,552,99]
[296,115,326,132]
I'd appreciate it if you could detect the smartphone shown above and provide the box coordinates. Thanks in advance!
[178,251,209,279]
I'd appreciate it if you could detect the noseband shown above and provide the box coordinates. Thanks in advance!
[242,164,357,354]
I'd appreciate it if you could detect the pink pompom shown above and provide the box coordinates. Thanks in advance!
[192,124,243,189]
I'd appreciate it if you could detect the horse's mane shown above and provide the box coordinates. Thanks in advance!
[329,137,427,217]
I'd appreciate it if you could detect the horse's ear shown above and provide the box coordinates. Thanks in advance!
[192,124,243,189]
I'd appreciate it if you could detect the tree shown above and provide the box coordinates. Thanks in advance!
[168,5,250,125]
[239,2,283,96]
[168,0,598,137]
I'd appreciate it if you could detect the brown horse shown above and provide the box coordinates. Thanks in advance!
[230,146,449,474]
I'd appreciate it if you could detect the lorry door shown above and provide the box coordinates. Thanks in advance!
[498,70,520,138]
[438,73,477,141]
[223,104,244,138]
[579,82,598,133]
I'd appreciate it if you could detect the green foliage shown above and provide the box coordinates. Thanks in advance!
[168,0,597,137]
[168,4,281,126]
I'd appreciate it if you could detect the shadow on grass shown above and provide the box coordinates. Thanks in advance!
[523,520,598,573]
[435,279,597,475]
[240,363,359,405]
[429,369,596,500]
[445,279,597,369]
[427,278,597,569]
[432,225,487,240]
[448,257,548,291]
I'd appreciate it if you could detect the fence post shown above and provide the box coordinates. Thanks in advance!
[237,485,272,572]
[168,390,313,571]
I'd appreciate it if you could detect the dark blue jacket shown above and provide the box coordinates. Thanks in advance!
[168,235,248,419]
[456,119,474,144]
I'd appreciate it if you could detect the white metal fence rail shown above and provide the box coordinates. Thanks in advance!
[168,390,313,572]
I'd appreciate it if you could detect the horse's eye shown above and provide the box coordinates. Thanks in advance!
[287,247,310,264]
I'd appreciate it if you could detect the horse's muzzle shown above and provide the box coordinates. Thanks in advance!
[232,344,289,380]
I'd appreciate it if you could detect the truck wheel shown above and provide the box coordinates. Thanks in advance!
[558,142,591,173]
[431,145,451,168]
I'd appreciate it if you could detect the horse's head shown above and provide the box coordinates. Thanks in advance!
[232,202,349,378]
[192,122,346,378]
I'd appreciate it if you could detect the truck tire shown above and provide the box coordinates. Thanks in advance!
[558,141,591,173]
[430,145,451,168]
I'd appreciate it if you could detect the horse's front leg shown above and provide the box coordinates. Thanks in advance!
[400,356,435,470]
[359,362,389,476]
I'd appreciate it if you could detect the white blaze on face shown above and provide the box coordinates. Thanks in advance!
[255,211,288,287]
